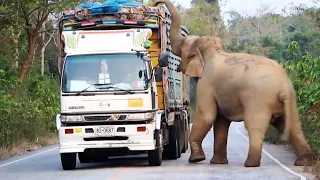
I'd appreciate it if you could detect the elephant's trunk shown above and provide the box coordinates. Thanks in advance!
[160,0,184,57]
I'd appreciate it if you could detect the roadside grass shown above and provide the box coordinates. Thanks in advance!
[0,133,57,159]
[0,75,60,160]
[316,160,320,180]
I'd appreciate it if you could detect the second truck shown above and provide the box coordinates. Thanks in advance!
[49,0,191,170]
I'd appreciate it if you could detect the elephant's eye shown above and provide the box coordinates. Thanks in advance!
[188,54,195,58]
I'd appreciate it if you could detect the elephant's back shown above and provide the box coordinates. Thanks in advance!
[212,52,291,116]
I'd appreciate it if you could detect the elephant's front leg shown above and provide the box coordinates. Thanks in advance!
[188,86,217,163]
[210,116,231,164]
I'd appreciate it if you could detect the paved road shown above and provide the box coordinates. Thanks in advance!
[0,122,315,180]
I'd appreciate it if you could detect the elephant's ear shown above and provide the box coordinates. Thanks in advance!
[185,53,204,78]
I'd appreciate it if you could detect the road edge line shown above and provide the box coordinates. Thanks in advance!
[0,147,59,168]
[235,125,306,180]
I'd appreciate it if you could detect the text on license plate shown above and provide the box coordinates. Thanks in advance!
[95,126,115,136]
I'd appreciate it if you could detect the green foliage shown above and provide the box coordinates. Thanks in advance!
[182,0,226,36]
[259,36,284,60]
[284,29,320,59]
[281,42,320,112]
[0,0,62,149]
[0,71,59,148]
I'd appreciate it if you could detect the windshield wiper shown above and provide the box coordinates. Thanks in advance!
[95,83,134,94]
[75,83,134,95]
[75,83,103,96]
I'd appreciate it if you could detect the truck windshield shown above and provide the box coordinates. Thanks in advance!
[61,54,149,93]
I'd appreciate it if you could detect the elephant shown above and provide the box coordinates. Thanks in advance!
[153,0,314,167]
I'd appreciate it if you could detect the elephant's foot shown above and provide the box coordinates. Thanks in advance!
[188,142,205,163]
[244,157,261,167]
[210,156,228,164]
[294,153,314,166]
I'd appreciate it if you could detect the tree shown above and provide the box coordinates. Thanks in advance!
[182,0,226,36]
[1,0,79,81]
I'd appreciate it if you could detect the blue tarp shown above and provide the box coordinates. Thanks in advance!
[75,0,141,14]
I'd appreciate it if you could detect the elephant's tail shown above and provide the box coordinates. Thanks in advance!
[281,92,295,142]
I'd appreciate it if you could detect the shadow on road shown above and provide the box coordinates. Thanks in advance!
[73,155,159,170]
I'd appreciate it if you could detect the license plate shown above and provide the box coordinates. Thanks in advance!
[95,126,115,136]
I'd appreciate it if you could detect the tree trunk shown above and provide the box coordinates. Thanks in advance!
[41,31,56,75]
[19,30,37,81]
[40,23,46,76]
[9,27,22,69]
[41,46,45,75]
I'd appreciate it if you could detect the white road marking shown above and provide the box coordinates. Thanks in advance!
[235,125,307,180]
[0,147,58,168]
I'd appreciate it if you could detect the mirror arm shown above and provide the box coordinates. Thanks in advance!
[146,63,160,85]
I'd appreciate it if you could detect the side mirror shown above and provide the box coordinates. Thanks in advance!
[48,58,58,74]
[154,66,163,82]
[138,70,142,78]
[138,70,148,79]
[158,52,169,67]
[139,70,143,79]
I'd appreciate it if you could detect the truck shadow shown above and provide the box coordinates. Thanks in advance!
[74,155,156,170]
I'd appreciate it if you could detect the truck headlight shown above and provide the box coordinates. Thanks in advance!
[60,115,84,122]
[127,112,155,120]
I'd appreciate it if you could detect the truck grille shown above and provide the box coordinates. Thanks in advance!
[84,115,127,121]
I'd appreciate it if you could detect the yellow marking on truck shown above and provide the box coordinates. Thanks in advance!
[128,98,143,107]
[75,128,82,133]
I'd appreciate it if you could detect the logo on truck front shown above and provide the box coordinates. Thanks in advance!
[99,101,110,107]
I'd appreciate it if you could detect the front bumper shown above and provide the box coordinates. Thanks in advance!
[58,123,156,153]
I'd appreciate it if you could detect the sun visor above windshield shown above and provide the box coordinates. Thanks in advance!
[62,28,152,54]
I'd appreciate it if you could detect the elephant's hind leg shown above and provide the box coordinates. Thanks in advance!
[243,109,271,167]
[188,89,217,163]
[210,116,231,164]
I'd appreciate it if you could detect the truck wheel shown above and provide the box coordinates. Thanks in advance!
[164,120,180,159]
[78,152,91,163]
[60,153,76,170]
[176,120,182,158]
[148,129,163,166]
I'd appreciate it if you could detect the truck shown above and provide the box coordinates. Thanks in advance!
[48,0,191,170]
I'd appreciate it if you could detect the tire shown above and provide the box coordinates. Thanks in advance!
[176,119,182,158]
[163,120,180,160]
[78,152,91,163]
[148,129,163,166]
[60,153,76,170]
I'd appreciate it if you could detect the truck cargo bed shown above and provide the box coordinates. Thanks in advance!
[162,7,190,109]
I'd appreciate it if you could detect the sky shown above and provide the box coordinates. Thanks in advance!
[174,0,319,25]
